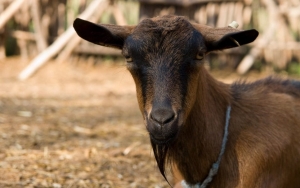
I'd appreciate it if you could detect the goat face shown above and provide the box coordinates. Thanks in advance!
[73,15,258,145]
[122,17,206,145]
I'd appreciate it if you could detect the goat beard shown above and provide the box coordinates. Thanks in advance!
[150,139,171,183]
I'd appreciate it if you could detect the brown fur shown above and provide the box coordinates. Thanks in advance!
[170,71,300,187]
[73,15,300,187]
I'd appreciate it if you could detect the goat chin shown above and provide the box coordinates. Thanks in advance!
[149,132,178,145]
[146,119,181,145]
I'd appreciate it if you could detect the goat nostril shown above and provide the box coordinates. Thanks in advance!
[150,109,175,124]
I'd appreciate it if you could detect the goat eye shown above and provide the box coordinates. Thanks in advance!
[196,53,204,61]
[125,56,133,62]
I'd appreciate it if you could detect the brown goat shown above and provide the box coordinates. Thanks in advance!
[73,15,300,187]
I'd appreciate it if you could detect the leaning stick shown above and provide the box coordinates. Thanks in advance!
[236,22,276,74]
[18,0,106,80]
[112,2,127,26]
[57,0,109,62]
[0,0,26,29]
[237,0,292,74]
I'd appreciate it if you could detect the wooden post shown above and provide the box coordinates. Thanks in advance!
[18,0,106,80]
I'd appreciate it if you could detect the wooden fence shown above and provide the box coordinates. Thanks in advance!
[0,0,299,79]
[139,0,300,73]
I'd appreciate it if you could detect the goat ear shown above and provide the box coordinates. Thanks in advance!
[206,29,259,51]
[192,24,259,52]
[73,18,135,49]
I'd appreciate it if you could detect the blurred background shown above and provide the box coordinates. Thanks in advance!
[0,0,300,187]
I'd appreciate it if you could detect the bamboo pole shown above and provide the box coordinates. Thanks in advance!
[18,0,107,80]
[0,3,5,59]
[233,2,243,28]
[17,38,28,60]
[0,0,26,29]
[237,0,294,74]
[31,0,47,52]
[242,6,252,26]
[57,0,109,62]
[198,4,207,25]
[112,2,127,26]
[217,3,227,27]
[72,44,121,55]
[227,2,235,26]
[11,30,36,40]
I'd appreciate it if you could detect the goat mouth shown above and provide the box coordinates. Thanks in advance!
[149,133,177,145]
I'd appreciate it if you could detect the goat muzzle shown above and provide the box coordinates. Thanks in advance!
[146,108,181,145]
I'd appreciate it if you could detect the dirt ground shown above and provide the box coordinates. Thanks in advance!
[0,57,293,188]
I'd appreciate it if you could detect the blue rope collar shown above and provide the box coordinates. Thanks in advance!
[181,105,232,188]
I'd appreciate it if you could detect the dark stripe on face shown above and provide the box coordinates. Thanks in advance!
[140,67,150,108]
[179,63,189,109]
[129,65,150,108]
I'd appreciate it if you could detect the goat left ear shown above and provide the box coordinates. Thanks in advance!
[73,18,135,49]
[207,29,259,51]
[192,23,259,52]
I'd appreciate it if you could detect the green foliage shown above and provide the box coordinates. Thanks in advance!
[252,59,264,71]
[118,1,139,25]
[5,36,17,56]
[287,61,300,75]
[4,20,18,56]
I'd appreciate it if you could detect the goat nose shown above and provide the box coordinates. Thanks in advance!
[150,109,175,124]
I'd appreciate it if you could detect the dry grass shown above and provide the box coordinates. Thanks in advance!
[0,57,292,188]
[0,57,168,188]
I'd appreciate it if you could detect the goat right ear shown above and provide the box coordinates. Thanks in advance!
[73,18,135,49]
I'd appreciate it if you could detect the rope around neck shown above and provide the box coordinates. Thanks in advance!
[181,105,232,188]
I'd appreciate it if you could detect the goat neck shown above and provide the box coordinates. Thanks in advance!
[169,68,232,184]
